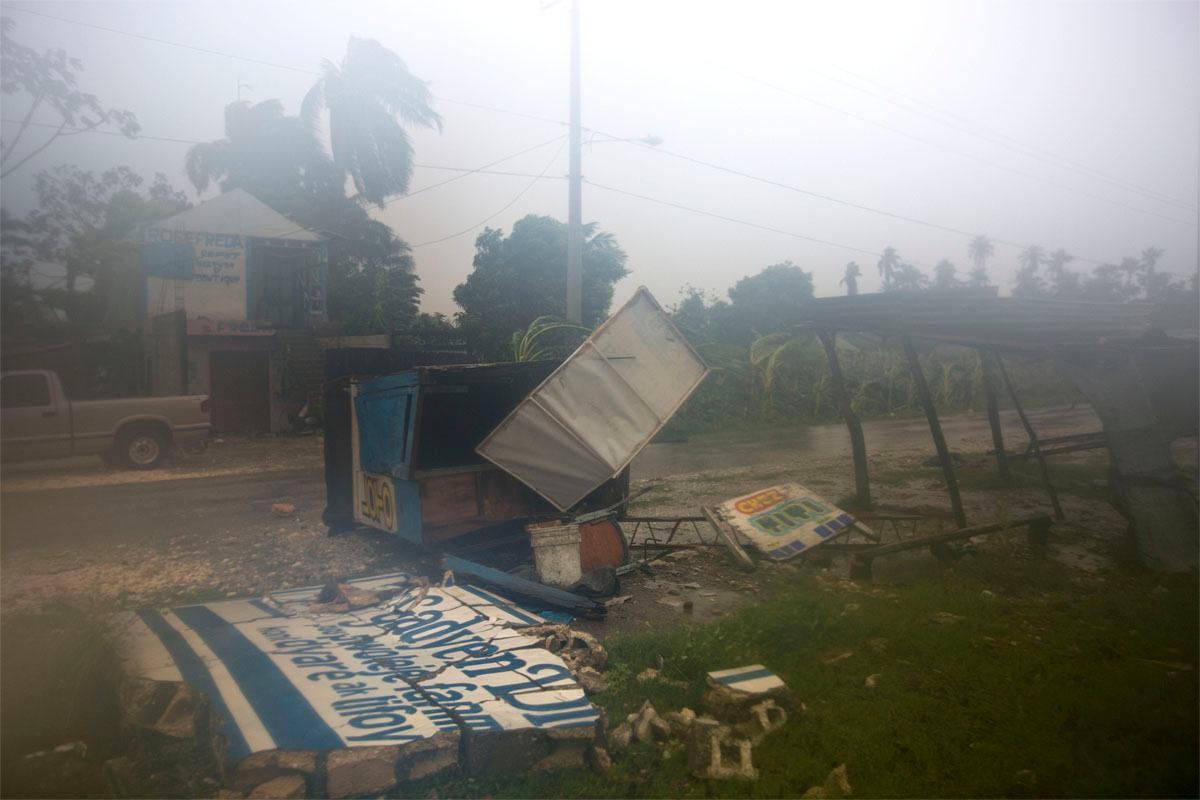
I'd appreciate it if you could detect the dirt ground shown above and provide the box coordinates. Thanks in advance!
[2,404,1182,623]
[0,405,1193,779]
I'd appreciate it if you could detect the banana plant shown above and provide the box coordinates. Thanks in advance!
[510,316,589,362]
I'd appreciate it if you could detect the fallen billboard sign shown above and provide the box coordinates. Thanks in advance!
[118,573,597,762]
[716,483,863,560]
[477,287,709,511]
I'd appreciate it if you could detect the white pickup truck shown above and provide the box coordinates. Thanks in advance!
[1,369,211,469]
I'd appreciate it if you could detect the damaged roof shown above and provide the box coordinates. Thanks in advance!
[796,292,1198,353]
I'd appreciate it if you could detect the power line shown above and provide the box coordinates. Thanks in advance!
[404,134,566,198]
[7,5,319,75]
[12,2,1194,230]
[0,117,561,183]
[4,5,567,129]
[584,178,885,260]
[700,58,1196,227]
[792,56,1197,212]
[412,139,568,248]
[0,115,1126,267]
[587,129,1119,264]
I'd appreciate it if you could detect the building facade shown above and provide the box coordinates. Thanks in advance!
[134,189,328,433]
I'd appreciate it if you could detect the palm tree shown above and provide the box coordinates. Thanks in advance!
[186,99,338,209]
[891,262,929,292]
[968,235,994,274]
[1119,256,1142,291]
[840,262,861,296]
[302,37,443,206]
[933,259,960,289]
[877,247,901,291]
[1045,248,1074,295]
[1013,245,1045,296]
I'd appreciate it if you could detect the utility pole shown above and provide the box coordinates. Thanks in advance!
[565,0,583,324]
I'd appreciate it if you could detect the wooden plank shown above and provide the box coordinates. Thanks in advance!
[478,469,536,520]
[442,554,601,614]
[419,472,482,527]
[701,506,756,571]
[979,349,1010,480]
[819,329,872,508]
[903,337,967,528]
[995,354,1065,521]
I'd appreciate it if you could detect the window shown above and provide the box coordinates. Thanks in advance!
[1,374,51,408]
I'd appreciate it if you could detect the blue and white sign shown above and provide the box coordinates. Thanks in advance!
[119,573,598,762]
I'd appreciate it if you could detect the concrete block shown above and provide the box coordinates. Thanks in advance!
[325,746,400,798]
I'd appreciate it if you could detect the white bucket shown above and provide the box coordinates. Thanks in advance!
[528,522,582,588]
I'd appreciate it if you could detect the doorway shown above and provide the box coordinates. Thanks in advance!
[209,350,270,434]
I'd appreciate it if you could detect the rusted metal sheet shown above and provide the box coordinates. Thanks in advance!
[477,287,709,511]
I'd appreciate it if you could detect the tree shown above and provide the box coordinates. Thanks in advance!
[1119,256,1142,291]
[1013,245,1045,297]
[840,262,861,296]
[727,261,815,336]
[932,259,960,290]
[1135,246,1186,301]
[877,247,901,291]
[186,35,441,335]
[1,19,139,178]
[452,215,628,360]
[186,100,339,214]
[302,37,442,206]
[889,261,928,292]
[967,266,991,288]
[968,235,994,275]
[7,165,189,331]
[1044,248,1074,295]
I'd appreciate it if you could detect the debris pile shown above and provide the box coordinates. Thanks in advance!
[601,664,794,782]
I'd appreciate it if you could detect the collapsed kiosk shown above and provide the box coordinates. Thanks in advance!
[797,292,1199,574]
[322,288,710,608]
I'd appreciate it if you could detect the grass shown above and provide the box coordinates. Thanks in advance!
[1,600,128,797]
[411,557,1198,799]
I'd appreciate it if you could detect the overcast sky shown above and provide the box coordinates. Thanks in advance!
[2,0,1197,315]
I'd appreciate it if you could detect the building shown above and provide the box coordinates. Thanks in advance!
[133,189,328,433]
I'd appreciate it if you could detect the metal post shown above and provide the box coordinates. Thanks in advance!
[565,0,583,324]
[980,349,1010,479]
[818,329,871,508]
[995,354,1065,521]
[903,336,967,528]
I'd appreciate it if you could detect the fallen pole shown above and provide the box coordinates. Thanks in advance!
[441,554,602,616]
[849,514,1052,579]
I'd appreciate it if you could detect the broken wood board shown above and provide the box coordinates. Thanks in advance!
[716,484,865,560]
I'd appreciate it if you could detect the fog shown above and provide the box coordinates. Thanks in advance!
[2,0,1197,314]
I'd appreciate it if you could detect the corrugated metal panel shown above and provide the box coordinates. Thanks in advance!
[477,287,709,511]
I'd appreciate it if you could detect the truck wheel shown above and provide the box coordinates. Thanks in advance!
[117,426,169,470]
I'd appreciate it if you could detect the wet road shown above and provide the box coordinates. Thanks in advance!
[1,406,1102,559]
[631,405,1101,480]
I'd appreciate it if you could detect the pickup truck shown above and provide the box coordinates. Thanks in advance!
[1,369,210,469]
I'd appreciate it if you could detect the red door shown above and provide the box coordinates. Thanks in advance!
[209,351,270,434]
